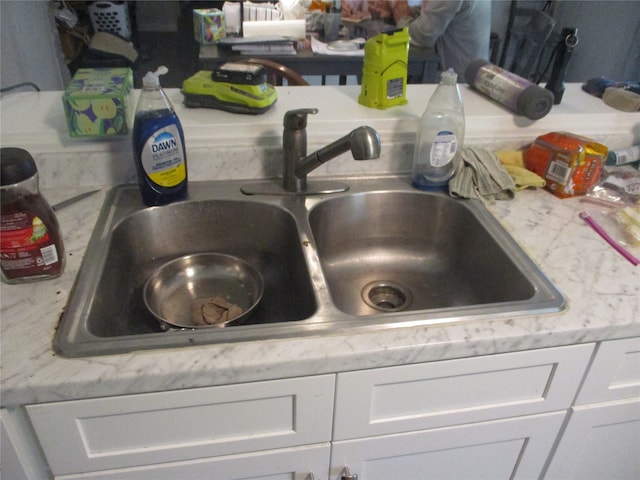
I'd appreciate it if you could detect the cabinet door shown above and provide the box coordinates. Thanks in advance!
[1,407,50,480]
[334,344,593,440]
[27,375,335,476]
[544,398,640,480]
[330,411,565,480]
[576,337,640,404]
[57,444,330,480]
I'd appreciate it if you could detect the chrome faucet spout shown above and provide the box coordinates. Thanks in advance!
[282,108,381,193]
[295,126,382,178]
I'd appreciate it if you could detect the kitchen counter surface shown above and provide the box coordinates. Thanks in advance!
[1,84,639,407]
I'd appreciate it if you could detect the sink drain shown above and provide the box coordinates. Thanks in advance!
[362,281,413,312]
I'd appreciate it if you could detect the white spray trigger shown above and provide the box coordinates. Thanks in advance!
[154,66,169,76]
[142,66,169,88]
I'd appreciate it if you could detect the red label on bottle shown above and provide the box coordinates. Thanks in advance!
[1,211,60,277]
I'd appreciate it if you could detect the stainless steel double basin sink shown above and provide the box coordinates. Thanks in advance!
[55,176,566,357]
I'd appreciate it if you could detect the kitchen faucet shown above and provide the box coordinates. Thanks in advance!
[241,108,381,195]
[282,108,381,193]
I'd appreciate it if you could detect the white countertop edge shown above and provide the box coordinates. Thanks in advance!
[3,310,638,407]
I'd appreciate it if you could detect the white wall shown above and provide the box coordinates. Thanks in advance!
[552,0,640,81]
[491,0,639,82]
[0,0,69,92]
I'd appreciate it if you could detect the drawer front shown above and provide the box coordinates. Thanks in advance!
[334,344,593,440]
[57,444,331,480]
[576,337,640,404]
[27,375,335,476]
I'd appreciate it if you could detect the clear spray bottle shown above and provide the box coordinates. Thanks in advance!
[133,66,187,206]
[411,68,465,189]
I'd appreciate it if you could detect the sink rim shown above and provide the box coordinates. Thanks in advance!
[54,176,567,357]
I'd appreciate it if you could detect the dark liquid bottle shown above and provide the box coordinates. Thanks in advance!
[133,67,188,207]
[1,148,65,283]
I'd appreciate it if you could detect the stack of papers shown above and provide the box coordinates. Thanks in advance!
[218,36,297,56]
[310,37,365,56]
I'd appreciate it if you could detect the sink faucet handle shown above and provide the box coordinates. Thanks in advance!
[283,108,319,130]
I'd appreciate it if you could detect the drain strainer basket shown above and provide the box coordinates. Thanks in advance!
[362,281,413,313]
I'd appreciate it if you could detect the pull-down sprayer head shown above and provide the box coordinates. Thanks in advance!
[294,126,381,178]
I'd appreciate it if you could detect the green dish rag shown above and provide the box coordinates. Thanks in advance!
[449,147,516,201]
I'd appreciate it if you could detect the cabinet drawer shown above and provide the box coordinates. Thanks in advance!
[57,444,331,480]
[576,337,640,404]
[334,344,593,440]
[27,375,335,476]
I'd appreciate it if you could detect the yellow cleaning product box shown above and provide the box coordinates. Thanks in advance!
[359,28,409,109]
[62,68,133,137]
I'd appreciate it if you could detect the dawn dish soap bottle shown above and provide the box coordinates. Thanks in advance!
[411,68,465,189]
[133,66,187,206]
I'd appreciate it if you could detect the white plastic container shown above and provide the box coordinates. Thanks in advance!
[88,1,131,39]
[411,69,465,189]
[606,145,640,166]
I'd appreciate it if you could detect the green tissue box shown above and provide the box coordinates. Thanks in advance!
[62,68,133,137]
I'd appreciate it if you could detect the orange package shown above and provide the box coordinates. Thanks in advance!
[524,131,607,198]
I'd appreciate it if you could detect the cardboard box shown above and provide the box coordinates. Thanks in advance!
[62,68,133,138]
[193,8,226,44]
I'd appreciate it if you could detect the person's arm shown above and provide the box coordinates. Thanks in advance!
[342,0,371,20]
[389,0,412,24]
[368,0,393,20]
[407,0,463,46]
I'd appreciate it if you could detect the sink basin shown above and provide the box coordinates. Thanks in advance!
[55,177,565,357]
[309,191,541,316]
[55,184,316,357]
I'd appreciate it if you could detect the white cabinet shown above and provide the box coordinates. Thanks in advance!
[331,344,594,480]
[331,412,565,480]
[27,375,335,479]
[545,399,640,480]
[334,345,593,440]
[22,342,606,480]
[55,444,330,480]
[0,407,50,480]
[545,337,640,480]
[574,336,640,404]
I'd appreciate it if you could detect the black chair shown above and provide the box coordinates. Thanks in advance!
[244,58,309,86]
[499,7,556,81]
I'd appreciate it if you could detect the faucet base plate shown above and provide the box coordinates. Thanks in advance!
[241,180,350,196]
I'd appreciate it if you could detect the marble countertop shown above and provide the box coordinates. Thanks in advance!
[1,183,638,407]
[1,83,638,407]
